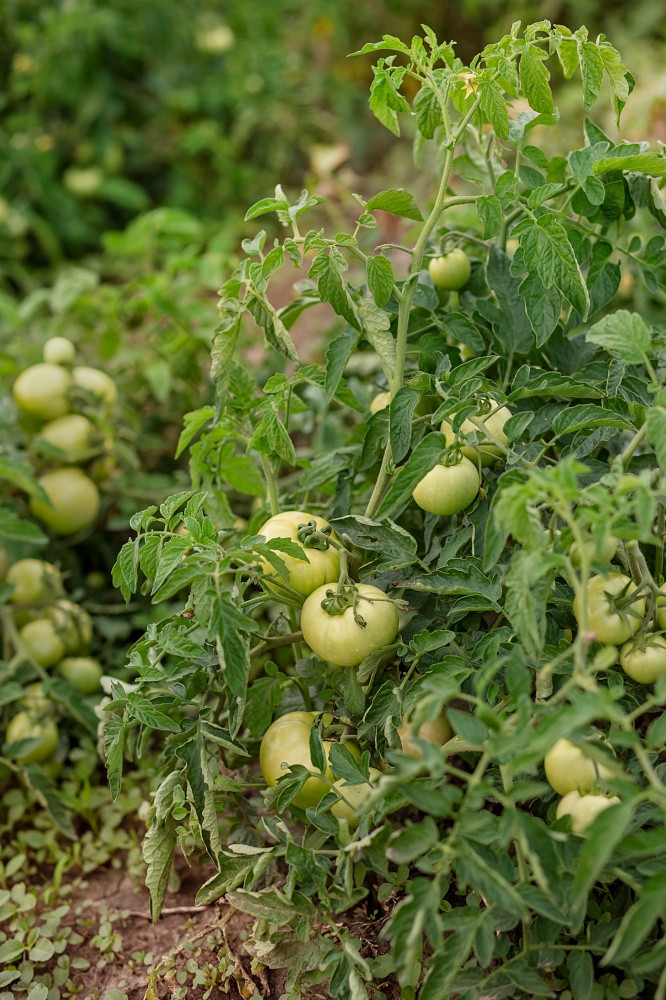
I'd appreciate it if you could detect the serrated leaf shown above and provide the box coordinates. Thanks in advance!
[520,46,553,114]
[646,407,666,471]
[585,310,651,364]
[581,41,604,111]
[366,188,423,221]
[324,327,360,403]
[389,387,419,464]
[476,195,502,238]
[366,254,395,307]
[517,215,589,316]
[246,291,300,363]
[176,406,215,459]
[480,78,509,140]
[143,815,177,921]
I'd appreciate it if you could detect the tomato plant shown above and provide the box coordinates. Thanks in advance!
[105,21,666,998]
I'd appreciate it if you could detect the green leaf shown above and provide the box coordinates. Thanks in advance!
[176,734,222,861]
[413,82,442,139]
[476,195,502,239]
[211,299,242,405]
[504,550,558,661]
[568,951,594,1000]
[324,327,360,403]
[389,386,419,464]
[0,508,47,545]
[581,41,604,111]
[551,403,635,437]
[480,78,509,140]
[368,61,410,136]
[646,408,666,471]
[516,215,589,316]
[570,800,634,930]
[585,310,651,364]
[366,254,395,307]
[599,40,632,123]
[328,743,369,785]
[358,297,396,384]
[376,432,448,518]
[213,597,252,737]
[602,870,666,967]
[24,765,76,838]
[520,46,554,114]
[175,406,215,459]
[446,709,488,745]
[557,37,579,79]
[245,291,300,363]
[593,152,666,177]
[366,188,423,221]
[126,695,180,732]
[519,272,561,346]
[104,714,126,801]
[310,249,360,330]
[143,815,177,921]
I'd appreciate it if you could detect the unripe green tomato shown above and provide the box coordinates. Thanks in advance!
[428,249,471,291]
[57,655,103,693]
[63,166,102,197]
[573,574,645,646]
[19,617,66,667]
[35,413,95,462]
[441,405,511,466]
[619,635,666,684]
[656,597,666,632]
[5,712,59,764]
[397,712,452,757]
[300,583,399,668]
[85,570,107,592]
[412,456,480,516]
[570,535,618,567]
[72,366,118,407]
[13,363,73,420]
[556,791,621,834]
[45,600,93,654]
[257,510,340,598]
[260,711,359,810]
[43,337,75,365]
[30,467,101,535]
[544,738,613,796]
[331,767,382,827]
[6,558,62,604]
[369,391,392,415]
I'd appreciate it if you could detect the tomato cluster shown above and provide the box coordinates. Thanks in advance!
[12,337,119,536]
[1,552,104,771]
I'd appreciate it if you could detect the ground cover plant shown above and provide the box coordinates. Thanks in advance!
[3,16,666,1000]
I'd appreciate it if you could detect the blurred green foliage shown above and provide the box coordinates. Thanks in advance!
[1,0,664,283]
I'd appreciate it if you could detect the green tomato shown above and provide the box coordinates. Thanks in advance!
[656,597,666,632]
[13,363,73,421]
[63,167,103,196]
[556,791,621,834]
[257,510,340,598]
[441,405,511,466]
[544,737,613,796]
[6,559,62,604]
[570,535,618,568]
[331,767,382,827]
[300,583,399,668]
[5,711,59,764]
[19,617,66,667]
[428,249,471,291]
[573,574,645,646]
[20,683,48,711]
[57,656,103,694]
[260,711,359,810]
[397,711,452,757]
[412,456,480,516]
[619,635,666,684]
[35,413,95,462]
[43,337,75,365]
[72,366,117,407]
[369,391,392,415]
[30,467,101,535]
[45,600,93,654]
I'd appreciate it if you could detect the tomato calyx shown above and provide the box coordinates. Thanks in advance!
[319,583,368,626]
[296,520,336,552]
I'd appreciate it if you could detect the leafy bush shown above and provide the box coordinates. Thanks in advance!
[103,21,666,999]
